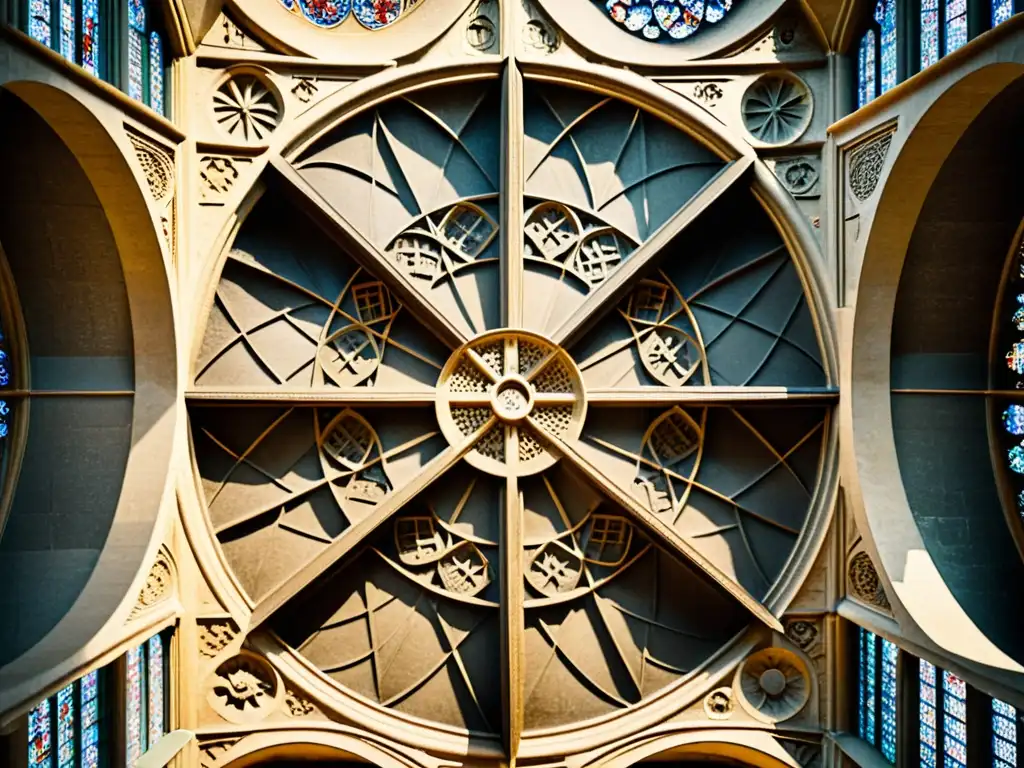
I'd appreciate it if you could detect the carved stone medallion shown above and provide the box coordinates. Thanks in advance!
[735,647,811,723]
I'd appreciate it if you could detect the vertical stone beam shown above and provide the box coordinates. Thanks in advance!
[500,337,525,764]
[500,57,525,329]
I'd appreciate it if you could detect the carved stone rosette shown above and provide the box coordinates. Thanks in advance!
[734,647,811,723]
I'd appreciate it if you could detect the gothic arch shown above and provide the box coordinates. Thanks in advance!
[844,57,1024,673]
[0,65,178,719]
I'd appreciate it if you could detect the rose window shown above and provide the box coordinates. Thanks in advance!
[189,75,835,755]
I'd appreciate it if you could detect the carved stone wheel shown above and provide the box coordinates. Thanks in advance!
[189,75,835,759]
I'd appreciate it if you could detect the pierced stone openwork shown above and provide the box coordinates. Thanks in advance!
[436,331,586,476]
[188,74,835,757]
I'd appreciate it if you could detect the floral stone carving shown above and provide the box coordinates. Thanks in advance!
[703,687,734,719]
[129,547,173,618]
[849,132,893,202]
[207,652,279,723]
[735,647,811,723]
[848,551,891,609]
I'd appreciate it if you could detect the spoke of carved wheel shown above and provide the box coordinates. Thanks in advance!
[267,155,468,350]
[501,58,525,328]
[185,388,438,405]
[549,156,755,348]
[527,416,783,632]
[587,386,839,406]
[248,417,496,628]
[502,426,525,762]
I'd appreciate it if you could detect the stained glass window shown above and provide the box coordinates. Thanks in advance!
[55,684,75,768]
[28,697,52,768]
[943,671,968,767]
[993,0,1015,25]
[922,0,940,68]
[876,0,897,94]
[944,0,968,54]
[921,660,938,768]
[858,31,877,108]
[29,0,52,47]
[82,0,100,76]
[860,628,879,744]
[28,669,103,768]
[128,27,144,103]
[595,0,737,42]
[80,671,100,768]
[993,699,1018,768]
[147,634,165,748]
[59,0,75,61]
[881,639,898,763]
[148,31,164,114]
[126,643,145,765]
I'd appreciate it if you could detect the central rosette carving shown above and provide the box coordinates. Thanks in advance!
[435,330,586,476]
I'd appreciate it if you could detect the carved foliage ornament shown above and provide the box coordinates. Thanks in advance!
[208,652,279,723]
[848,551,891,609]
[735,647,811,723]
[129,547,173,618]
[198,618,238,658]
[848,132,893,202]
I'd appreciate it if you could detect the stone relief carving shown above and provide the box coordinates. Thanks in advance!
[207,652,280,723]
[734,647,811,723]
[848,132,894,202]
[198,618,238,659]
[703,686,734,720]
[741,72,813,146]
[692,81,725,108]
[126,127,175,256]
[128,546,174,619]
[784,618,819,652]
[199,156,253,206]
[212,72,282,143]
[284,689,316,717]
[848,550,891,609]
[466,0,498,52]
[771,156,821,198]
[290,76,319,103]
[522,3,559,53]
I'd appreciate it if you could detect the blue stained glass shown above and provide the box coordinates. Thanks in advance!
[128,0,145,32]
[29,697,52,767]
[82,0,100,76]
[56,684,74,768]
[80,669,100,768]
[944,0,967,54]
[858,31,877,109]
[148,32,164,115]
[127,28,144,103]
[993,0,1014,24]
[993,699,1017,768]
[921,660,939,768]
[1009,342,1024,374]
[881,639,898,763]
[1014,306,1024,331]
[942,671,967,768]
[1004,406,1024,435]
[29,0,52,47]
[59,0,75,61]
[875,0,897,93]
[1011,444,1024,473]
[864,629,877,744]
[597,0,734,43]
[147,635,165,748]
[921,0,940,67]
[291,0,352,27]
